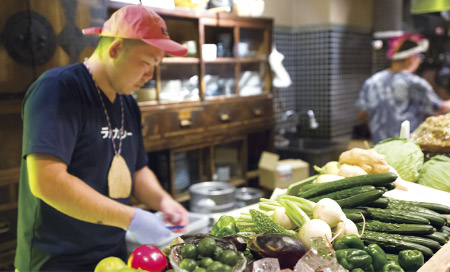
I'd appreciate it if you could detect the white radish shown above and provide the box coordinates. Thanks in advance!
[298,219,332,249]
[312,198,346,228]
[332,218,359,241]
[313,174,344,184]
[272,207,296,230]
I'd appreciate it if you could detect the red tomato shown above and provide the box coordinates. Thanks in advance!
[128,245,167,272]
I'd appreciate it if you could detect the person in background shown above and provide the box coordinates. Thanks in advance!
[15,5,189,271]
[356,33,450,144]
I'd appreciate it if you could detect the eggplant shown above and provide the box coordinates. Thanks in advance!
[222,235,248,252]
[248,234,307,269]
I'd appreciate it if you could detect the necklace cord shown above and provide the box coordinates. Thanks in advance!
[84,61,124,156]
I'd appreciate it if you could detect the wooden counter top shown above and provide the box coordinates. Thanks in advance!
[418,241,450,272]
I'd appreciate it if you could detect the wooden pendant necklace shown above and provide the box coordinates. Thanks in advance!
[84,61,132,199]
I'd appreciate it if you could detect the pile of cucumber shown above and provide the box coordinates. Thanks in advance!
[295,172,450,259]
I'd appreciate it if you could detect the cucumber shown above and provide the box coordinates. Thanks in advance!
[440,225,450,235]
[363,230,442,251]
[385,198,447,227]
[335,189,385,208]
[344,213,364,223]
[298,172,397,199]
[424,232,447,245]
[307,185,376,202]
[286,175,319,196]
[356,220,435,235]
[433,231,449,241]
[343,208,369,216]
[342,208,368,223]
[300,182,322,192]
[364,207,430,225]
[390,198,450,214]
[361,231,434,257]
[381,182,396,191]
[375,187,388,193]
[365,197,389,208]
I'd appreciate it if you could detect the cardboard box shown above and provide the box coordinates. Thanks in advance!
[258,151,309,190]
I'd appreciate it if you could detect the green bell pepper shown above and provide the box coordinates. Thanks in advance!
[386,253,399,265]
[334,234,366,250]
[382,262,405,272]
[336,248,373,270]
[365,243,388,271]
[351,269,365,272]
[398,250,424,272]
[211,215,238,237]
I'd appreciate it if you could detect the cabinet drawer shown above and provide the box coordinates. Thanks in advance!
[243,97,273,121]
[205,102,245,127]
[160,106,207,136]
[141,112,161,137]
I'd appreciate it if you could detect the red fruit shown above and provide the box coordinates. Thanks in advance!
[128,245,167,272]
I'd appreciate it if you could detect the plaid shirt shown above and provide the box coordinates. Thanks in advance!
[356,70,442,144]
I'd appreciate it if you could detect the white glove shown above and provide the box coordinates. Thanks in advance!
[127,207,172,244]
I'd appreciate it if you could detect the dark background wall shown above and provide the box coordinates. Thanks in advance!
[272,25,372,141]
[0,0,105,269]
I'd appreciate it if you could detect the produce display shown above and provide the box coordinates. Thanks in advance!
[411,113,450,151]
[95,144,450,272]
[373,138,424,182]
[417,155,450,192]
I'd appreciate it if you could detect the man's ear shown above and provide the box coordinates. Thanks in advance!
[108,39,124,59]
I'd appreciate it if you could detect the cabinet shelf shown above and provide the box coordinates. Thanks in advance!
[161,57,266,65]
[203,57,267,64]
[162,57,200,64]
[229,178,247,187]
[238,57,268,63]
[204,57,236,64]
[175,191,191,203]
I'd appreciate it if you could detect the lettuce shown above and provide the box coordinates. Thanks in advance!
[374,138,424,182]
[418,155,450,193]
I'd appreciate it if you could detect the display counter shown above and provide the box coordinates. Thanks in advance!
[215,179,450,272]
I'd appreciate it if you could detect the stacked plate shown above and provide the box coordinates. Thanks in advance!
[174,152,190,193]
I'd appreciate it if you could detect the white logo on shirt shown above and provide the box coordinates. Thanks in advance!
[101,127,133,139]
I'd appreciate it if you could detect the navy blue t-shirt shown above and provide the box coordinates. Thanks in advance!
[15,63,148,271]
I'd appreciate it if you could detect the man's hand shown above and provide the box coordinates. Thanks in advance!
[159,195,189,233]
[127,207,172,244]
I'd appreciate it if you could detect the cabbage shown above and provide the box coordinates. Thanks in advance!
[418,155,450,193]
[374,138,424,182]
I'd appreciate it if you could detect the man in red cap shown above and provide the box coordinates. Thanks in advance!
[16,5,189,270]
[356,33,450,144]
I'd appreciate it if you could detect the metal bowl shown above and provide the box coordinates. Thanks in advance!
[189,182,236,214]
[235,187,264,207]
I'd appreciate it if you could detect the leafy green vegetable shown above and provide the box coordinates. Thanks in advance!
[249,209,293,236]
[418,155,450,193]
[374,138,424,182]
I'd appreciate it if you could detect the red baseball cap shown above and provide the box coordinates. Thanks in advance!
[82,5,188,57]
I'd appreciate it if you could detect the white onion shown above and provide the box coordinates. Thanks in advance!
[313,198,346,228]
[298,219,332,249]
[332,218,359,241]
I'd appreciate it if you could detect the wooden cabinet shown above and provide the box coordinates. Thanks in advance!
[108,2,274,203]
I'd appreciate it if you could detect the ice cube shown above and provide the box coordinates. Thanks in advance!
[252,258,280,272]
[294,237,348,272]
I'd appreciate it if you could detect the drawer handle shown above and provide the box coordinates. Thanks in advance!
[220,113,230,122]
[253,108,263,116]
[179,118,192,127]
